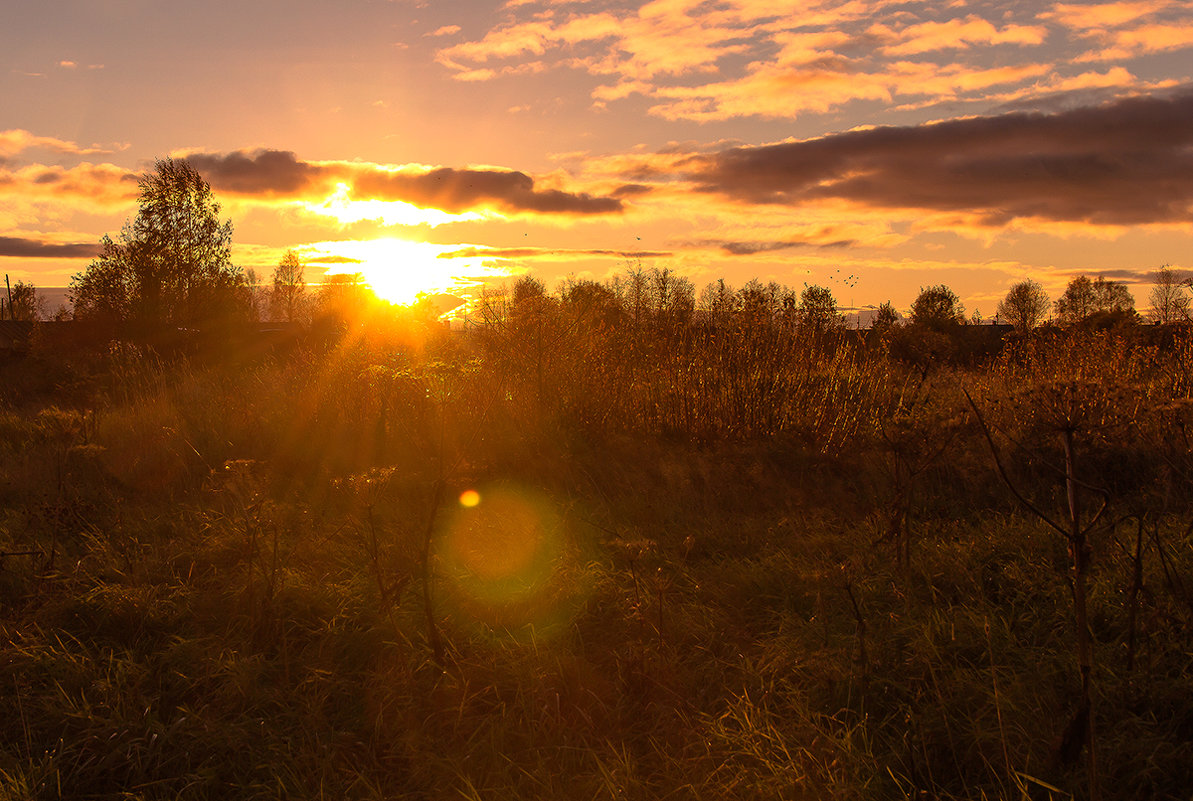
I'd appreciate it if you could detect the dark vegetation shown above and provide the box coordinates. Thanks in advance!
[2,162,1193,800]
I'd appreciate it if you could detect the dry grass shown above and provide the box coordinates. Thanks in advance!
[1,317,1191,799]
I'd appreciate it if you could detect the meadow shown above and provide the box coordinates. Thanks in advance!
[1,283,1191,800]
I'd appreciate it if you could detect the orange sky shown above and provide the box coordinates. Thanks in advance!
[2,0,1192,317]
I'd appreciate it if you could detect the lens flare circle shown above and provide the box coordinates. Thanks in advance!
[437,484,584,638]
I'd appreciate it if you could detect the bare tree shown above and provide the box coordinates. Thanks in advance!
[697,278,738,322]
[271,250,308,324]
[1148,265,1190,324]
[997,279,1050,333]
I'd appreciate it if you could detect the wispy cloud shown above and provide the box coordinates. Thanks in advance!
[0,129,124,157]
[438,246,671,260]
[435,0,1192,120]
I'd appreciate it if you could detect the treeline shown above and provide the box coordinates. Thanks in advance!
[12,157,1189,348]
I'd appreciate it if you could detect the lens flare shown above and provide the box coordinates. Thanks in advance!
[437,485,588,638]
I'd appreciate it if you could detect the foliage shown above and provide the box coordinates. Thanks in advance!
[910,284,965,329]
[997,278,1050,332]
[797,284,842,332]
[1054,275,1135,326]
[4,279,47,321]
[68,158,248,337]
[870,301,899,338]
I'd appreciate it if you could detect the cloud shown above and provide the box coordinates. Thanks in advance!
[0,162,139,211]
[647,60,1052,121]
[438,0,1192,122]
[682,88,1193,226]
[693,237,857,255]
[181,149,623,217]
[0,129,122,157]
[0,236,101,259]
[1077,21,1193,61]
[872,17,1046,56]
[1043,0,1193,61]
[351,167,622,215]
[183,150,327,195]
[438,246,669,260]
[305,254,364,264]
[1044,0,1174,30]
[429,25,461,36]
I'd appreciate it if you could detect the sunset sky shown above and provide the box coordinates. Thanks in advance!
[3,0,1192,316]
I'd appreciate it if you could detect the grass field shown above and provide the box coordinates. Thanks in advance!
[1,307,1191,799]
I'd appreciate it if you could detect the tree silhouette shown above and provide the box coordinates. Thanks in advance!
[6,280,46,321]
[797,284,841,332]
[69,158,247,337]
[1055,275,1134,326]
[910,284,964,329]
[997,279,1050,333]
[1148,265,1190,324]
[271,249,308,323]
[870,301,899,337]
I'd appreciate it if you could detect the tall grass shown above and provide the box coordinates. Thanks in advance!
[1,304,1192,798]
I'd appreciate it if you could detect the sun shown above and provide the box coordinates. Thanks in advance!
[308,238,467,305]
[355,239,453,304]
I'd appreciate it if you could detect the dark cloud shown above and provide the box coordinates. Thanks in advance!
[353,167,622,215]
[612,183,653,197]
[438,246,670,259]
[688,88,1193,226]
[0,236,100,258]
[307,255,364,265]
[184,150,326,194]
[182,150,622,216]
[1065,268,1191,285]
[695,238,856,255]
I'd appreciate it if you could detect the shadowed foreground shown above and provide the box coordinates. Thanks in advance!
[1,317,1191,800]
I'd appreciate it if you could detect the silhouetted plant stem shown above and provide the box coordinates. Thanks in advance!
[420,476,446,667]
[1125,516,1146,674]
[1062,429,1099,801]
[965,388,1104,800]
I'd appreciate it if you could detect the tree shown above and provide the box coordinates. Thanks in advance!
[736,279,782,326]
[5,280,47,321]
[870,301,899,336]
[697,279,738,321]
[649,267,695,328]
[316,272,369,324]
[1054,275,1097,324]
[1054,274,1135,325]
[998,279,1050,333]
[69,158,247,335]
[796,284,842,332]
[1148,265,1190,324]
[271,250,308,323]
[1092,276,1134,315]
[910,284,964,329]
